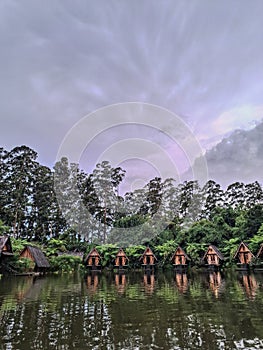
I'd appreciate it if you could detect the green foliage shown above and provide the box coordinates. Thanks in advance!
[248,224,263,252]
[221,237,240,264]
[10,238,29,255]
[125,245,145,268]
[49,255,83,272]
[0,220,9,235]
[155,240,177,267]
[45,238,67,256]
[185,242,206,265]
[96,244,119,267]
[17,257,35,272]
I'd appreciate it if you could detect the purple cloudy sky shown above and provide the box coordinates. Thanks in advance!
[1,0,263,188]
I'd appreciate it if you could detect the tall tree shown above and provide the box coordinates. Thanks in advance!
[5,146,38,238]
[86,161,125,243]
[201,180,224,219]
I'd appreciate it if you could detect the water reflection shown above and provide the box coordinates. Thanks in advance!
[143,271,155,295]
[115,272,127,294]
[207,271,225,298]
[238,272,258,300]
[1,271,263,349]
[86,272,99,294]
[174,272,188,294]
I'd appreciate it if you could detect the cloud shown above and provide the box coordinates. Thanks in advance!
[212,105,263,134]
[0,0,263,179]
[188,122,263,187]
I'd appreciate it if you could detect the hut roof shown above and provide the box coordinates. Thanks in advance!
[257,243,263,258]
[171,246,191,261]
[85,247,101,261]
[233,242,254,260]
[116,248,129,260]
[21,246,50,268]
[0,235,13,255]
[202,245,224,261]
[139,247,157,261]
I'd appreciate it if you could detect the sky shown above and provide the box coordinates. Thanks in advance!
[1,0,263,189]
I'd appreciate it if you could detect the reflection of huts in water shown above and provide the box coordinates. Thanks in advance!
[208,271,225,298]
[174,272,188,294]
[202,245,224,269]
[115,273,126,294]
[233,242,254,269]
[171,246,190,270]
[114,248,129,269]
[0,236,14,273]
[19,245,50,273]
[139,247,157,270]
[238,272,258,300]
[84,248,102,271]
[143,272,155,294]
[86,273,99,294]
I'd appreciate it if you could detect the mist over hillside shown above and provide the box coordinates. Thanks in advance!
[186,121,263,187]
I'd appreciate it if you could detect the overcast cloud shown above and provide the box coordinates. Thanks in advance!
[0,0,263,185]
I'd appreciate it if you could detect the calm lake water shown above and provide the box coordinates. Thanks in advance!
[1,270,263,350]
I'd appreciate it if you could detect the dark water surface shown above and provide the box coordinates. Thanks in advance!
[1,270,263,350]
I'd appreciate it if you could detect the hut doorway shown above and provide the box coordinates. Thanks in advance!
[146,256,151,265]
[92,257,96,266]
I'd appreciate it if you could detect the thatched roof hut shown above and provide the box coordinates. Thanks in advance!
[19,245,50,272]
[114,248,129,268]
[84,248,102,270]
[139,247,157,266]
[171,246,190,266]
[0,236,14,273]
[0,236,13,258]
[233,242,254,265]
[202,245,224,267]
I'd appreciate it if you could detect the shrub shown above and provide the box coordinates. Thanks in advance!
[49,255,83,272]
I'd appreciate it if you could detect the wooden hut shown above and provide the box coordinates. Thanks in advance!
[202,245,224,268]
[114,248,129,269]
[19,245,50,273]
[233,242,254,268]
[84,248,102,271]
[171,246,190,269]
[0,236,14,273]
[139,247,157,270]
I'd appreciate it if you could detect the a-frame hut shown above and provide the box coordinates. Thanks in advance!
[233,242,254,267]
[171,246,190,269]
[114,248,129,269]
[202,245,224,268]
[0,236,14,272]
[84,248,102,271]
[139,247,157,270]
[19,245,50,273]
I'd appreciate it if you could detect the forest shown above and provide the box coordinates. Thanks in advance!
[1,145,263,271]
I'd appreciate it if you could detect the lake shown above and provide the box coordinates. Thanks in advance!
[1,270,263,350]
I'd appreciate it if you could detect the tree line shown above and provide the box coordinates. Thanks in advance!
[1,145,263,263]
